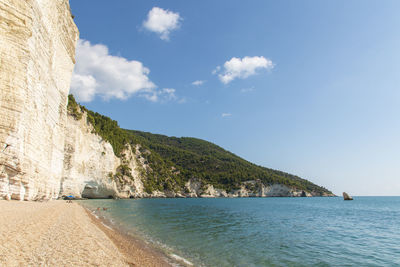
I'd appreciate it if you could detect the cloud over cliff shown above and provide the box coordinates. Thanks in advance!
[71,40,158,102]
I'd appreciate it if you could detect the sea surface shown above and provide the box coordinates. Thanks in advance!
[81,197,400,267]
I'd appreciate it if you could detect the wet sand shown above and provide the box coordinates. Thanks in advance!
[0,200,171,267]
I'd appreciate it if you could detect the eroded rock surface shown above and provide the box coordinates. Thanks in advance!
[0,0,78,200]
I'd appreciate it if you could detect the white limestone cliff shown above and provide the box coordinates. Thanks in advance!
[184,179,321,198]
[61,111,147,199]
[0,0,78,200]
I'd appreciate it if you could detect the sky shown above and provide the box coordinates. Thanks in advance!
[69,0,400,196]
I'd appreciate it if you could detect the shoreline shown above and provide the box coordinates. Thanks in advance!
[68,194,338,201]
[82,205,175,267]
[0,200,175,267]
[82,203,195,267]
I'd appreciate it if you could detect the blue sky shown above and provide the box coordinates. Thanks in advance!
[69,0,400,196]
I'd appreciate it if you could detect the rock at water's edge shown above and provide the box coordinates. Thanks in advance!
[343,192,353,200]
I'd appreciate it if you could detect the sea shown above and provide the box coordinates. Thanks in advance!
[81,197,400,267]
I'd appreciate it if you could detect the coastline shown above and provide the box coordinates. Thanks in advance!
[82,206,175,267]
[82,203,195,267]
[0,200,173,267]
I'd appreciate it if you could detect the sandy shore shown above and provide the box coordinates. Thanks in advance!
[0,200,171,267]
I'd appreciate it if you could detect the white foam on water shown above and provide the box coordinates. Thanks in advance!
[101,222,114,231]
[135,234,197,266]
[170,253,194,266]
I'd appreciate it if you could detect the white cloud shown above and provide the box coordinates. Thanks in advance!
[71,39,158,102]
[212,66,221,75]
[240,86,255,93]
[142,7,182,41]
[221,113,232,118]
[178,97,187,104]
[160,88,177,101]
[70,74,97,102]
[140,88,180,103]
[214,56,274,84]
[192,80,205,86]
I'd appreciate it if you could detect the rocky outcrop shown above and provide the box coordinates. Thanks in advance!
[60,111,148,199]
[343,192,353,200]
[0,0,78,200]
[200,185,228,198]
[183,179,331,198]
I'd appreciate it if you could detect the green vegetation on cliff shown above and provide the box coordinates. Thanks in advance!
[67,94,333,195]
[68,94,132,155]
[128,131,332,194]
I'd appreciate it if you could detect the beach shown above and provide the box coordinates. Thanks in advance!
[0,200,171,267]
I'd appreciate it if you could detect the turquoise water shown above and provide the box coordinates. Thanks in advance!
[82,197,400,266]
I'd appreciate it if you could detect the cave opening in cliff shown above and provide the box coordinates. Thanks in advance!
[81,184,96,199]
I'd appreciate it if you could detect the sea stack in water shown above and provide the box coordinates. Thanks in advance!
[343,192,353,200]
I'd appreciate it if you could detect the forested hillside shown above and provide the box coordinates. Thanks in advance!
[68,94,333,196]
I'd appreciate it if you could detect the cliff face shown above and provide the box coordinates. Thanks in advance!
[185,179,321,198]
[61,111,146,199]
[0,0,78,200]
[0,0,146,200]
